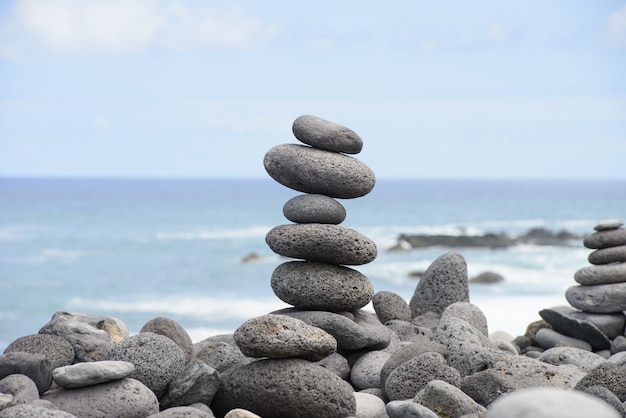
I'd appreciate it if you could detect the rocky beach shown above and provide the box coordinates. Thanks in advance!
[1,116,626,418]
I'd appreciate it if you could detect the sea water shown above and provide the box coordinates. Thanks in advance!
[1,178,625,350]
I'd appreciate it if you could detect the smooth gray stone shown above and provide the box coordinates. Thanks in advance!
[568,311,626,339]
[440,302,488,336]
[0,404,78,418]
[384,352,461,401]
[292,114,363,154]
[271,261,374,311]
[485,386,621,418]
[566,283,626,313]
[266,223,377,265]
[535,327,592,351]
[42,377,159,418]
[0,374,39,406]
[584,228,626,249]
[314,352,350,380]
[607,350,626,367]
[283,194,346,224]
[574,264,626,285]
[413,379,486,418]
[539,306,610,350]
[491,356,585,388]
[4,334,75,370]
[193,337,251,374]
[538,346,606,371]
[223,410,258,418]
[589,246,626,265]
[105,332,187,399]
[0,352,53,394]
[140,316,194,363]
[263,144,375,198]
[354,392,387,418]
[409,252,469,317]
[146,406,215,417]
[386,400,438,418]
[53,360,135,388]
[611,335,626,353]
[460,368,535,407]
[575,362,626,401]
[274,308,391,351]
[233,314,336,361]
[580,385,626,417]
[379,338,448,390]
[160,360,220,409]
[372,291,412,323]
[211,358,356,418]
[350,350,391,390]
[595,219,625,231]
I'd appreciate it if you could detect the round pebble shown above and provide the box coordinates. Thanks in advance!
[140,316,194,363]
[271,261,374,311]
[266,223,377,265]
[264,144,375,198]
[588,246,626,265]
[371,291,412,323]
[292,115,363,154]
[282,194,346,224]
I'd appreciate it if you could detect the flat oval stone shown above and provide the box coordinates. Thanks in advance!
[566,282,626,313]
[283,194,346,224]
[595,219,625,231]
[265,223,377,265]
[574,264,626,285]
[535,328,592,351]
[53,360,135,388]
[263,144,375,198]
[589,246,626,265]
[568,311,626,339]
[233,314,337,361]
[539,306,610,350]
[292,115,363,154]
[271,261,373,311]
[583,228,626,249]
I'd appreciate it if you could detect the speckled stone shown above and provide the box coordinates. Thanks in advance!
[292,115,363,154]
[594,219,625,231]
[266,223,377,265]
[271,261,373,311]
[574,263,626,285]
[537,347,606,372]
[588,246,626,265]
[282,194,347,224]
[0,374,40,406]
[566,282,626,313]
[372,291,412,323]
[264,144,375,198]
[53,361,135,388]
[413,379,486,418]
[584,228,626,249]
[574,362,626,401]
[3,333,75,370]
[140,316,194,363]
[350,350,391,390]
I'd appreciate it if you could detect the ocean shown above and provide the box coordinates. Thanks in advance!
[1,177,625,351]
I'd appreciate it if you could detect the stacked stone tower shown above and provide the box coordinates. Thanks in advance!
[538,219,626,353]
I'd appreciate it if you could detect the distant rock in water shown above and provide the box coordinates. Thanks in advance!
[397,227,580,249]
[469,271,505,284]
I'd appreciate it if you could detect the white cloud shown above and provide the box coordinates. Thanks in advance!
[0,0,277,59]
[606,3,626,47]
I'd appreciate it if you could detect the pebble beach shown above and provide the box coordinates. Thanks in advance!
[2,116,626,418]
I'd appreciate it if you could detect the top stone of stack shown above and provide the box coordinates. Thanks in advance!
[292,115,363,154]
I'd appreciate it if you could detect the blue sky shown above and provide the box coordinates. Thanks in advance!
[1,1,625,179]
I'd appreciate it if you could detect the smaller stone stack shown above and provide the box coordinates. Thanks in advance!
[538,219,626,353]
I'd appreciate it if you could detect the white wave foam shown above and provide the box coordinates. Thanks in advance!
[0,225,38,242]
[67,296,290,321]
[154,226,272,241]
[20,249,84,264]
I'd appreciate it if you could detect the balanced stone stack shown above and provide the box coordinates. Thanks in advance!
[536,219,626,354]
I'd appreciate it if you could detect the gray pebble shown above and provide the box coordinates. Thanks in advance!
[0,404,78,418]
[105,332,187,399]
[193,337,251,374]
[292,115,363,154]
[413,379,486,418]
[264,144,375,198]
[539,306,610,350]
[584,228,626,249]
[0,352,53,394]
[42,377,159,418]
[538,346,606,371]
[595,219,625,231]
[384,320,432,342]
[535,327,592,351]
[53,360,135,388]
[568,310,625,339]
[146,406,215,417]
[440,302,488,336]
[460,368,535,407]
[314,352,350,380]
[140,316,194,363]
[223,409,259,418]
[266,223,377,265]
[0,374,39,406]
[283,194,346,224]
[580,385,626,418]
[4,334,74,370]
[491,355,585,388]
[211,358,356,418]
[271,261,373,311]
[409,252,469,317]
[379,338,447,390]
[233,314,336,361]
[386,400,438,418]
[486,386,621,418]
[574,263,626,285]
[350,350,391,390]
[372,291,412,323]
[575,362,626,401]
[589,246,626,265]
[160,360,220,409]
[354,392,387,418]
[566,282,626,313]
